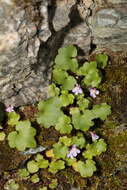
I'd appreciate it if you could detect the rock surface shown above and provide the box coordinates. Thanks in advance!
[0,0,51,106]
[0,0,92,106]
[91,1,127,51]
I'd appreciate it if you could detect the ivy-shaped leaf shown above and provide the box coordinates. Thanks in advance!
[96,53,108,69]
[59,136,72,146]
[61,76,77,90]
[82,139,107,159]
[54,45,78,72]
[92,103,111,120]
[37,97,63,128]
[35,154,49,169]
[27,160,39,174]
[48,83,60,97]
[55,115,72,134]
[18,169,29,178]
[48,160,65,174]
[82,70,101,87]
[49,179,58,189]
[37,159,49,169]
[77,62,97,76]
[77,62,101,87]
[8,111,20,126]
[8,120,36,151]
[65,157,77,166]
[53,142,68,159]
[60,91,74,106]
[77,95,90,112]
[70,103,111,132]
[70,108,95,132]
[72,136,86,148]
[53,69,68,85]
[31,174,40,183]
[73,160,96,177]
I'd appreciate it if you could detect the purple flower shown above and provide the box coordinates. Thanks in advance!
[90,131,99,142]
[5,105,14,112]
[72,84,83,95]
[67,145,80,159]
[89,88,99,98]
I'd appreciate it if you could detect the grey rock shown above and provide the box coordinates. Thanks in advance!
[91,5,127,51]
[53,0,76,31]
[52,0,91,54]
[107,0,127,4]
[21,145,47,155]
[63,22,91,54]
[0,0,51,107]
[0,0,92,107]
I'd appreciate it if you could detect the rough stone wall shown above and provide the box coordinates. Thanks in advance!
[91,0,127,51]
[0,0,92,106]
[0,0,51,106]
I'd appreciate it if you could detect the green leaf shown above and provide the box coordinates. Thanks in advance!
[31,174,40,183]
[77,95,90,112]
[0,132,5,141]
[49,179,58,189]
[92,103,111,120]
[27,160,39,174]
[70,103,111,132]
[65,157,77,166]
[18,169,29,178]
[37,97,64,128]
[60,91,74,106]
[77,62,97,76]
[55,115,72,134]
[59,136,72,146]
[39,187,47,190]
[72,136,86,148]
[77,62,101,87]
[83,139,107,159]
[8,120,36,151]
[54,45,78,72]
[53,69,68,85]
[61,76,76,90]
[53,142,68,159]
[8,111,20,126]
[7,131,17,148]
[35,154,49,168]
[5,180,19,190]
[48,83,60,97]
[70,108,95,132]
[82,70,101,87]
[48,160,65,174]
[96,53,108,69]
[38,159,49,169]
[76,160,96,177]
[35,154,44,162]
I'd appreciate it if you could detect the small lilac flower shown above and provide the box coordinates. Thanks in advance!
[72,84,83,95]
[89,88,99,98]
[5,105,14,112]
[90,131,99,142]
[67,145,80,159]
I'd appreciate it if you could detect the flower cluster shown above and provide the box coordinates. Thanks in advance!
[5,105,14,112]
[90,131,99,141]
[89,88,99,98]
[67,145,80,159]
[72,84,83,95]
